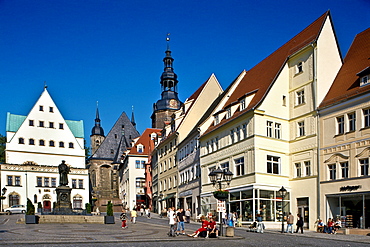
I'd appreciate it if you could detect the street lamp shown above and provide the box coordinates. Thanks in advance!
[1,187,7,212]
[278,186,287,233]
[208,168,233,237]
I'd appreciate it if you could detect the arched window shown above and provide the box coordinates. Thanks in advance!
[59,141,64,148]
[9,193,20,207]
[29,139,35,145]
[73,195,82,209]
[49,140,55,147]
[39,139,45,146]
[69,142,74,148]
[34,194,37,203]
[18,138,24,144]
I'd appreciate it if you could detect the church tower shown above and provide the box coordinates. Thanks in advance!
[90,104,105,155]
[151,35,183,129]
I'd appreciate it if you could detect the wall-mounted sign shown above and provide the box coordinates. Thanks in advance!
[340,185,362,192]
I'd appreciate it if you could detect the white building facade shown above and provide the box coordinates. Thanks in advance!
[2,88,89,211]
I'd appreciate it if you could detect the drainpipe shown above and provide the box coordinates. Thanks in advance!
[311,43,321,221]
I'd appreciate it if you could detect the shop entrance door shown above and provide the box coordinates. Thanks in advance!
[297,197,309,228]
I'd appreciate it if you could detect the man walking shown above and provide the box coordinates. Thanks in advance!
[176,208,186,235]
[285,212,294,233]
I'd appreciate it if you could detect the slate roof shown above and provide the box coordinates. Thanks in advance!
[319,28,370,109]
[203,11,330,136]
[90,111,140,163]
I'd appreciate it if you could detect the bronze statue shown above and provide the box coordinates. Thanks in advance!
[58,160,70,186]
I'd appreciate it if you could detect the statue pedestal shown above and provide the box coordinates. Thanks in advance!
[54,186,73,214]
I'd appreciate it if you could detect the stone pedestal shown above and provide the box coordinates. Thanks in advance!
[226,227,235,237]
[54,186,73,214]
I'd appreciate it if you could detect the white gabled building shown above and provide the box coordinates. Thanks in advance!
[1,87,89,212]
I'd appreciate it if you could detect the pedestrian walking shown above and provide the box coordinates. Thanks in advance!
[176,208,186,235]
[167,207,177,237]
[185,208,191,223]
[285,212,294,233]
[120,209,128,229]
[256,214,264,233]
[131,208,137,224]
[295,213,304,233]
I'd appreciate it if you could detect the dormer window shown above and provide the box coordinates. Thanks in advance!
[240,98,246,110]
[214,115,219,125]
[361,75,369,86]
[137,144,144,153]
[296,62,303,74]
[226,108,231,119]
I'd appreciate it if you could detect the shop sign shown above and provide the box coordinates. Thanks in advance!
[339,185,362,192]
[216,200,226,213]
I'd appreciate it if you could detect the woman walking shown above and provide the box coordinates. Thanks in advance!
[295,214,304,234]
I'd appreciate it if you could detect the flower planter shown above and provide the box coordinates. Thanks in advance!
[213,191,229,201]
[104,215,115,224]
[25,215,38,224]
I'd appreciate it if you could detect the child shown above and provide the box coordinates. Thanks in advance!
[120,209,127,229]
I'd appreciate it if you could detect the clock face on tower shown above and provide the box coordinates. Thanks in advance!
[169,99,178,108]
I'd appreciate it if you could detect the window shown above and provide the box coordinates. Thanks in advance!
[275,123,281,139]
[242,124,247,139]
[15,176,21,186]
[267,121,273,137]
[69,142,74,148]
[78,179,83,189]
[267,155,280,174]
[73,195,82,209]
[363,109,370,128]
[29,139,35,145]
[360,76,369,86]
[72,179,77,188]
[9,194,20,207]
[296,90,305,105]
[39,121,44,127]
[39,140,45,146]
[235,158,245,176]
[29,120,34,126]
[19,138,24,144]
[49,140,55,147]
[39,105,44,111]
[236,127,241,141]
[241,98,246,110]
[141,161,145,169]
[341,162,349,178]
[337,116,344,135]
[49,122,54,128]
[7,176,13,186]
[49,107,53,112]
[298,121,305,137]
[110,149,114,154]
[348,113,356,132]
[295,163,301,177]
[226,108,231,119]
[37,177,42,187]
[296,62,303,74]
[328,164,336,180]
[51,178,56,187]
[138,145,143,153]
[136,178,145,188]
[360,159,369,176]
[305,161,311,176]
[59,142,64,148]
[230,129,235,144]
[215,137,219,150]
[44,177,49,187]
[214,115,219,125]
[220,162,229,171]
[59,123,64,129]
[136,160,140,169]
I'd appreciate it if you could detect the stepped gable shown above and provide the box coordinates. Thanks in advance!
[90,111,140,162]
[319,28,370,108]
[204,11,330,135]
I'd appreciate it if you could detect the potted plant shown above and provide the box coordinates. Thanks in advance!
[85,203,91,215]
[25,198,37,224]
[104,200,115,224]
[213,190,229,201]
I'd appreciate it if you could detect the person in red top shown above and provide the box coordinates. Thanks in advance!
[206,217,219,238]
[325,218,334,234]
[187,216,209,238]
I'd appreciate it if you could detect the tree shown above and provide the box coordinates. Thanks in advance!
[0,134,6,164]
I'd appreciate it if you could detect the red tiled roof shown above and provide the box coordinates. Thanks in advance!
[204,11,330,136]
[319,28,370,109]
[128,128,161,155]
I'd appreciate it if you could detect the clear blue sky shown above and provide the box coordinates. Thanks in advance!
[0,0,369,148]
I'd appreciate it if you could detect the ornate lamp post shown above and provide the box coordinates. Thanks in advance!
[1,187,7,212]
[278,186,287,233]
[208,168,233,237]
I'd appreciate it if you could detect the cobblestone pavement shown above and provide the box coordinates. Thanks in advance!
[0,213,369,246]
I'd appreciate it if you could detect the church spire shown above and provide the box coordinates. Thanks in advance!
[91,102,104,136]
[131,105,136,128]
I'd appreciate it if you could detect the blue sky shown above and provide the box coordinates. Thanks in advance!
[0,0,369,148]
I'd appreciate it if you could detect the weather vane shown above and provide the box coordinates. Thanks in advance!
[44,81,48,89]
[166,33,170,50]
